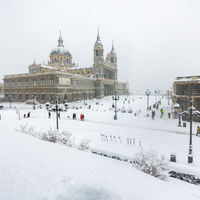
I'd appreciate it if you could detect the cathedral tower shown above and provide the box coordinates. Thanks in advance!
[108,41,117,67]
[93,28,104,64]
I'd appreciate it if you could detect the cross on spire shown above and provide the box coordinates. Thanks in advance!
[111,40,115,53]
[96,27,101,42]
[57,30,64,47]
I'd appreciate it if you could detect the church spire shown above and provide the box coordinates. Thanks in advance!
[57,30,64,47]
[111,40,115,53]
[96,27,101,43]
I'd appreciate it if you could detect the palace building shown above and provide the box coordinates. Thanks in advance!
[3,31,129,103]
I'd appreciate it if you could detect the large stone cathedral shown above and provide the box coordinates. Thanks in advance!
[3,31,129,103]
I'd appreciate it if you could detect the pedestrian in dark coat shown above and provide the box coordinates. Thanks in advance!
[73,113,76,120]
[48,111,51,119]
[152,110,155,120]
[27,112,30,118]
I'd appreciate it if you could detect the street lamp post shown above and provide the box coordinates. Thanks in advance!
[9,96,13,109]
[83,92,85,105]
[188,99,193,163]
[46,102,50,110]
[154,90,157,102]
[167,96,170,105]
[16,109,20,120]
[178,113,182,127]
[33,95,36,110]
[56,97,59,130]
[112,91,119,120]
[145,89,151,110]
[180,98,200,163]
[64,102,68,111]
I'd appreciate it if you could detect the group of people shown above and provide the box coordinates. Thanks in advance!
[48,111,85,121]
[73,113,84,121]
[48,111,60,119]
[24,112,31,118]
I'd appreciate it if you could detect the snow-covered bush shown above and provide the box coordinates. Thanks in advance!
[134,150,168,180]
[78,138,90,151]
[42,128,58,143]
[17,123,28,133]
[16,124,74,147]
[57,130,74,147]
[26,126,35,135]
[41,129,74,146]
[16,124,35,135]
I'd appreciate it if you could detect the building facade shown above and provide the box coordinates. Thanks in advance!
[173,76,200,111]
[4,31,129,103]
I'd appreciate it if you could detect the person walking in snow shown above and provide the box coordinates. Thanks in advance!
[48,111,51,119]
[160,108,164,118]
[73,113,76,120]
[196,126,200,136]
[152,110,155,120]
[27,112,30,118]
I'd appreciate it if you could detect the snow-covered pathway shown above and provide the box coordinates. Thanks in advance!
[0,127,200,200]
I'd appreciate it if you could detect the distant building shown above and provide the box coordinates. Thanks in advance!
[3,31,128,103]
[0,83,3,95]
[173,76,200,111]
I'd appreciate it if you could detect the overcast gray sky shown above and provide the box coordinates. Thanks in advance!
[0,0,200,93]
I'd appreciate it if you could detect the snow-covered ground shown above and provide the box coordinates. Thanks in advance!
[0,95,200,200]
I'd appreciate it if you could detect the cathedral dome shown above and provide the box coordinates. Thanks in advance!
[50,46,71,56]
[50,31,72,57]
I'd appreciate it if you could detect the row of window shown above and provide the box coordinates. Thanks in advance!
[75,71,91,75]
[6,94,55,101]
[73,80,95,87]
[52,57,71,64]
[4,79,55,87]
[6,91,95,102]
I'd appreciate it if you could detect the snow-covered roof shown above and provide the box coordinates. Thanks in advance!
[173,103,180,108]
[40,64,55,70]
[174,76,200,83]
[50,46,71,56]
[69,66,93,70]
[72,73,94,80]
